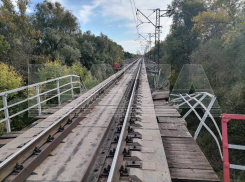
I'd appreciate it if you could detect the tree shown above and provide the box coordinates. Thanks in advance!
[0,0,42,79]
[164,0,206,75]
[0,62,22,94]
[0,35,10,57]
[33,1,81,66]
[77,31,125,70]
[192,9,230,39]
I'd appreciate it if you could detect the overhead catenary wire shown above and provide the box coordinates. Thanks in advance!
[129,0,139,34]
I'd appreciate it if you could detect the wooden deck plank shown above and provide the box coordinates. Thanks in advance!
[170,168,220,182]
[161,130,192,138]
[158,117,187,125]
[0,131,25,139]
[156,101,220,181]
[159,123,188,131]
[155,112,181,117]
[0,139,13,148]
[152,90,169,100]
[162,136,219,181]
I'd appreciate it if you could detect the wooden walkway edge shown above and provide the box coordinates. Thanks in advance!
[152,91,220,182]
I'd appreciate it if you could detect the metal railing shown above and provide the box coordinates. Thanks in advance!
[171,92,223,159]
[0,75,87,133]
[0,58,139,182]
[172,93,245,182]
[221,114,245,182]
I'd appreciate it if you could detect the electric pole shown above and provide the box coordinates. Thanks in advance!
[148,33,152,60]
[136,8,172,70]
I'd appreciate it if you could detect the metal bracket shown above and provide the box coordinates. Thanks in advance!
[130,132,142,139]
[120,165,129,176]
[33,147,42,155]
[123,148,131,157]
[129,146,142,151]
[13,162,23,173]
[126,136,133,143]
[47,135,54,142]
[126,161,142,168]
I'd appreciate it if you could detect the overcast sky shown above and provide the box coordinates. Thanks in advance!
[13,0,173,54]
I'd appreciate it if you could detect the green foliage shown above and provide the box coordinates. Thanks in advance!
[0,62,22,94]
[71,62,88,80]
[164,0,206,71]
[83,72,99,90]
[147,0,245,180]
[0,35,10,56]
[33,2,81,66]
[37,60,74,81]
[124,51,135,59]
[0,0,128,81]
[0,62,23,134]
[192,9,230,39]
[71,61,99,89]
[77,31,125,69]
[0,0,42,79]
[0,0,130,136]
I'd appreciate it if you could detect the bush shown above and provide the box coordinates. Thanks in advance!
[0,62,22,94]
[0,62,22,134]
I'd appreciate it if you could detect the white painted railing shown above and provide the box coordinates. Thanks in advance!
[0,75,87,133]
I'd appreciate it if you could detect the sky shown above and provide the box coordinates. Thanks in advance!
[10,0,173,54]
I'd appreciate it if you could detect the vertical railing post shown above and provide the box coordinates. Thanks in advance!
[36,85,41,116]
[2,93,11,133]
[221,114,230,182]
[56,79,61,105]
[70,75,74,99]
[82,81,87,91]
[78,76,82,94]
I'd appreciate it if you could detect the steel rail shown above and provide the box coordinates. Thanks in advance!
[0,58,140,181]
[107,59,142,182]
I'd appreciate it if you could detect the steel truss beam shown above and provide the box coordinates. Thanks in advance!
[170,92,223,159]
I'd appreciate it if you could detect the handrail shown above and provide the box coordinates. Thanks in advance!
[0,75,86,133]
[0,75,80,96]
[221,114,245,182]
[171,93,245,182]
[0,58,139,182]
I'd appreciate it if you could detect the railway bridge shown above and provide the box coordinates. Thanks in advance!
[0,58,241,182]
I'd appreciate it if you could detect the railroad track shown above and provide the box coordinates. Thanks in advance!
[84,57,142,182]
[0,57,222,182]
[0,58,141,182]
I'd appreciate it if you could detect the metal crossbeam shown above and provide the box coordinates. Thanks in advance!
[171,92,223,159]
[189,95,222,140]
[0,75,86,133]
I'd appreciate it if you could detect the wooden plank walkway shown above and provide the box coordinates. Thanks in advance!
[152,92,220,182]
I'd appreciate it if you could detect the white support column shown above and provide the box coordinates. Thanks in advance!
[78,77,82,94]
[36,85,42,116]
[177,93,201,107]
[180,94,223,159]
[70,76,74,99]
[2,94,11,133]
[82,81,87,91]
[190,95,222,140]
[56,79,61,105]
[182,93,207,119]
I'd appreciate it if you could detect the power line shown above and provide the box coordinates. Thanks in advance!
[129,0,138,34]
[135,7,173,69]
